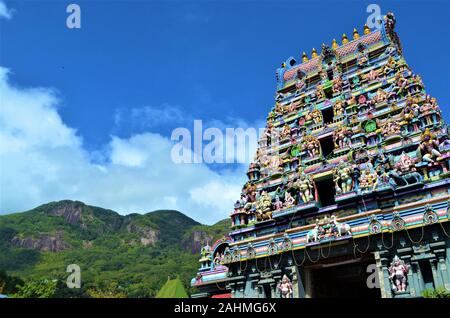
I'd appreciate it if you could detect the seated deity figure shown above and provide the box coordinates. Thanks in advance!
[255,191,273,221]
[273,195,283,211]
[373,88,388,104]
[311,109,323,125]
[383,56,397,75]
[395,152,416,173]
[418,129,442,163]
[359,167,379,192]
[315,84,325,100]
[283,192,296,208]
[402,96,420,122]
[381,116,401,137]
[393,72,408,95]
[388,256,409,293]
[277,275,293,298]
[334,160,354,194]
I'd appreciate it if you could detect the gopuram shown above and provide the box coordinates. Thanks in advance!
[191,13,450,298]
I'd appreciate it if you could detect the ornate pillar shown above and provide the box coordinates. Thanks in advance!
[437,256,450,290]
[270,283,277,298]
[409,261,421,297]
[430,258,443,288]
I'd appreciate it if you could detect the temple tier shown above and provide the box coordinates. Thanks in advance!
[191,13,450,298]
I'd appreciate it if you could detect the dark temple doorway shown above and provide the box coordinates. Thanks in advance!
[308,256,381,298]
[315,176,336,207]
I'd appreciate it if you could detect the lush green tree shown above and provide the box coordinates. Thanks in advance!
[14,278,57,298]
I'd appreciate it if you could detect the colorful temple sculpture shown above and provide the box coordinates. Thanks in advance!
[191,13,450,298]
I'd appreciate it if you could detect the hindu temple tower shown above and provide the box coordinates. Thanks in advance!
[191,13,450,298]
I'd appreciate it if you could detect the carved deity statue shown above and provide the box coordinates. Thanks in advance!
[395,152,416,173]
[283,191,296,209]
[333,126,352,149]
[256,191,273,221]
[418,129,442,163]
[302,135,321,159]
[359,166,379,192]
[333,99,345,118]
[332,76,343,95]
[383,56,397,75]
[388,255,409,293]
[381,116,402,137]
[334,160,354,194]
[277,275,293,298]
[356,43,369,67]
[310,109,323,125]
[295,172,315,204]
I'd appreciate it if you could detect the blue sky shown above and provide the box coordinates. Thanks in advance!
[0,0,449,224]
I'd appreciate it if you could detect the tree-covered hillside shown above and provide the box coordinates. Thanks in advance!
[0,200,229,297]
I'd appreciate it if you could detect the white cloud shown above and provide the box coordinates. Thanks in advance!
[0,1,13,20]
[0,66,247,224]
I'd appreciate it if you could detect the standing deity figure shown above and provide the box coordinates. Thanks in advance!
[334,161,354,194]
[418,129,442,163]
[333,126,352,149]
[280,124,291,140]
[332,76,343,95]
[333,99,345,118]
[388,255,409,293]
[295,172,315,204]
[393,71,408,94]
[277,275,294,298]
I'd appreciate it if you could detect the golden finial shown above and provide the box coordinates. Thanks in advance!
[353,28,360,40]
[363,24,371,35]
[342,33,349,44]
[302,51,308,63]
[311,48,318,58]
[332,38,339,50]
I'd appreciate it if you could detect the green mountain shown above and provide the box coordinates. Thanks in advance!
[0,200,229,297]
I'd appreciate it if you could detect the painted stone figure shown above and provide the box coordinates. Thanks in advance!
[334,161,354,194]
[302,135,321,159]
[256,191,273,221]
[418,129,442,163]
[277,275,293,298]
[388,255,409,293]
[295,172,315,204]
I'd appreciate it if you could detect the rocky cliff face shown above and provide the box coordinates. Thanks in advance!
[45,200,85,227]
[182,230,213,254]
[10,232,71,252]
[126,223,159,246]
